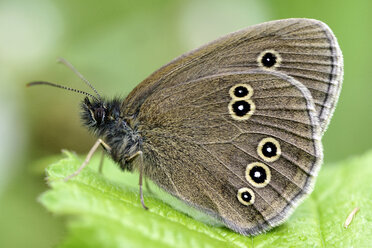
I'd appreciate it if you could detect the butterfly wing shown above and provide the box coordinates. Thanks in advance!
[136,70,322,235]
[123,18,343,133]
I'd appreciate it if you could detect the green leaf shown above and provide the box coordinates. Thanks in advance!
[39,150,372,247]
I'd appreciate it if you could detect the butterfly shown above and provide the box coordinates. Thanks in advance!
[28,18,343,235]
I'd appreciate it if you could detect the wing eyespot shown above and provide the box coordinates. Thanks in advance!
[229,83,254,99]
[245,162,271,188]
[257,137,281,162]
[257,50,282,70]
[237,187,255,206]
[228,99,255,121]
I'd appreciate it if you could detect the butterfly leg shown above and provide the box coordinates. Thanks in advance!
[98,149,105,174]
[139,159,149,210]
[127,151,148,210]
[64,138,111,181]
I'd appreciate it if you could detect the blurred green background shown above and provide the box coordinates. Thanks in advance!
[1,0,371,247]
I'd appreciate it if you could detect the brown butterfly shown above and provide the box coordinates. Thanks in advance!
[28,18,343,235]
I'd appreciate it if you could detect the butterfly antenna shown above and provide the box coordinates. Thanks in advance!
[57,57,102,100]
[26,81,99,101]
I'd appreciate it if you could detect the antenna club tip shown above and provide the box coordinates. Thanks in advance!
[57,57,65,63]
[26,82,38,87]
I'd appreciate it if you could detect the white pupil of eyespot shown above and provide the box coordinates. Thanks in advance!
[266,147,272,153]
[254,171,261,178]
[238,105,244,110]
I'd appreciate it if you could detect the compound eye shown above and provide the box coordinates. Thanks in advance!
[94,107,106,125]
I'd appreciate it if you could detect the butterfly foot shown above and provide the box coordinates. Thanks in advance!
[140,194,149,210]
[64,139,110,182]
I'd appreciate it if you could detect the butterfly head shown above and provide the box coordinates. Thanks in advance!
[26,80,123,136]
[27,60,142,168]
[81,97,121,133]
[81,96,141,166]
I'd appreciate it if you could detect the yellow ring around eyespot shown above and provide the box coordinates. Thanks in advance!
[228,99,256,121]
[237,187,255,206]
[245,162,271,188]
[229,83,254,100]
[257,49,282,70]
[257,137,281,162]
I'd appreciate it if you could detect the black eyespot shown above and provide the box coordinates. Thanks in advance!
[246,162,271,188]
[262,141,277,158]
[234,86,249,98]
[229,98,255,121]
[237,188,255,205]
[232,100,251,116]
[229,84,254,100]
[241,191,252,202]
[249,166,267,184]
[261,52,277,68]
[257,138,281,162]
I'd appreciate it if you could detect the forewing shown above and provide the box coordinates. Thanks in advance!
[123,18,343,132]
